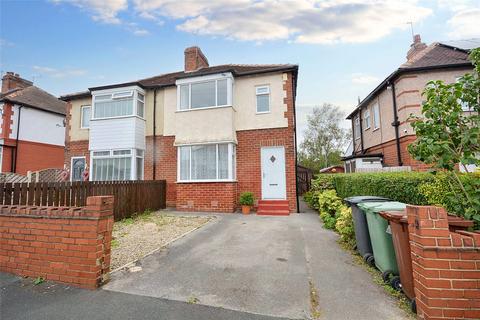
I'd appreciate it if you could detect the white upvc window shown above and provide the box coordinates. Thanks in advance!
[176,73,233,111]
[256,85,270,113]
[177,143,236,182]
[364,109,371,130]
[90,148,144,181]
[354,115,361,140]
[92,87,145,120]
[80,105,91,129]
[373,103,380,129]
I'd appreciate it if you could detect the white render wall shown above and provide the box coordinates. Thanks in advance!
[9,105,65,146]
[89,116,145,151]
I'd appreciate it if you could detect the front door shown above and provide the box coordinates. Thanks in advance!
[71,157,86,181]
[261,146,286,199]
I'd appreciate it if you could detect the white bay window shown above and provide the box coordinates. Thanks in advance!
[92,87,145,119]
[91,149,144,181]
[178,143,236,182]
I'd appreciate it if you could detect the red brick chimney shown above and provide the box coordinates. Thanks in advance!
[1,72,33,93]
[406,34,427,61]
[184,47,209,72]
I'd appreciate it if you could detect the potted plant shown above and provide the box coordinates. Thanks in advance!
[239,192,254,215]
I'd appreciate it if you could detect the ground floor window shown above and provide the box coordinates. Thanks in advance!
[178,143,236,182]
[91,149,144,181]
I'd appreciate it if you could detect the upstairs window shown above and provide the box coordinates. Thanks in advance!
[137,93,145,118]
[80,105,91,129]
[256,85,270,113]
[177,75,232,111]
[92,89,145,119]
[354,116,360,140]
[373,103,380,129]
[364,109,371,130]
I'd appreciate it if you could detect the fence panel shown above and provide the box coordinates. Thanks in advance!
[0,180,166,220]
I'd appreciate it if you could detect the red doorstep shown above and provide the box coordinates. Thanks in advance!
[257,200,290,216]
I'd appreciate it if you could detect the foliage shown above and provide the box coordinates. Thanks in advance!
[335,206,355,249]
[311,174,335,192]
[408,47,480,226]
[298,103,350,172]
[33,277,45,285]
[239,192,254,206]
[318,190,344,229]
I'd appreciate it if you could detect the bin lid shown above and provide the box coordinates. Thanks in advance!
[358,201,406,213]
[344,196,390,204]
[378,210,407,223]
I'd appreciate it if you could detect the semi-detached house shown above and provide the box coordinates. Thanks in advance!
[61,47,299,214]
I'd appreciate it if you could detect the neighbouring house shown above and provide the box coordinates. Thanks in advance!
[61,47,298,213]
[343,36,478,172]
[0,72,66,175]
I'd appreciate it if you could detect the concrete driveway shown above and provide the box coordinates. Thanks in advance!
[103,205,409,320]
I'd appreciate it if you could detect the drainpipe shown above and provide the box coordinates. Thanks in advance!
[292,72,300,214]
[13,105,22,173]
[389,81,403,166]
[153,88,157,180]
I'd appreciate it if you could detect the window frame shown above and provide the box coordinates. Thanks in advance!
[176,73,233,112]
[177,143,236,183]
[372,103,380,130]
[255,85,271,114]
[354,116,361,140]
[80,105,91,129]
[70,156,86,181]
[91,86,145,121]
[364,109,371,130]
[89,148,144,181]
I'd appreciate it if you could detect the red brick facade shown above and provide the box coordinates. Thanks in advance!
[407,205,480,320]
[0,196,114,289]
[177,182,237,212]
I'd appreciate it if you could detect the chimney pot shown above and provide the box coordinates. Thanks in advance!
[406,34,427,61]
[184,46,209,72]
[1,72,33,93]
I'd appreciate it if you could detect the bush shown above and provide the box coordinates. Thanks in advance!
[318,190,344,229]
[335,206,355,249]
[311,174,335,192]
[239,192,254,206]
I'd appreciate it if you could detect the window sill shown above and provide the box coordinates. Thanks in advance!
[364,127,370,131]
[176,105,233,113]
[176,180,237,184]
[372,127,380,132]
[256,111,270,115]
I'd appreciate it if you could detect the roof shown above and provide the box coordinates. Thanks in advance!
[60,64,298,100]
[1,86,66,115]
[319,165,344,173]
[341,153,384,161]
[347,41,477,119]
[440,39,480,51]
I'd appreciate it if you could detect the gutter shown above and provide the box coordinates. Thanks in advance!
[153,88,157,179]
[389,81,403,166]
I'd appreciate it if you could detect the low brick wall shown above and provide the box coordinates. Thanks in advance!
[0,196,114,289]
[176,182,237,212]
[407,205,480,320]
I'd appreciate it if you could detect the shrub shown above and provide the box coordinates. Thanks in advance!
[239,192,254,206]
[318,190,344,229]
[335,206,355,249]
[311,174,335,192]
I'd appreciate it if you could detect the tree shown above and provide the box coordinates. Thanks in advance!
[299,103,350,172]
[408,48,480,224]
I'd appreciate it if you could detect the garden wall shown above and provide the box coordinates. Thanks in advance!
[0,196,114,289]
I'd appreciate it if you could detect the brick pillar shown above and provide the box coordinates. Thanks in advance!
[407,205,480,320]
[0,196,114,289]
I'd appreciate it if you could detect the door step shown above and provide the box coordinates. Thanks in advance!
[257,200,290,216]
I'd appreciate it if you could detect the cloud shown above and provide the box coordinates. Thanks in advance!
[125,22,150,36]
[0,38,14,47]
[351,73,379,85]
[132,0,431,44]
[33,66,87,78]
[51,0,128,24]
[447,8,480,39]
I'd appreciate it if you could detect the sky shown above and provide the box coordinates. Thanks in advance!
[1,0,479,143]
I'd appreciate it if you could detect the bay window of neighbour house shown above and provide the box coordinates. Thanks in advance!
[91,149,144,181]
[178,143,236,182]
[364,109,371,130]
[92,89,145,119]
[177,75,232,110]
[373,103,380,129]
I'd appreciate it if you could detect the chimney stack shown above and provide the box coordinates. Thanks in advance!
[406,34,427,61]
[1,72,33,93]
[184,47,209,72]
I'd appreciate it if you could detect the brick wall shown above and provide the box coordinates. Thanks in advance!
[0,196,114,289]
[176,182,237,212]
[407,205,480,320]
[64,140,89,171]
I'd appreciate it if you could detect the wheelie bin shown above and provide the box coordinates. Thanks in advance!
[344,196,389,266]
[357,201,406,285]
[378,210,474,314]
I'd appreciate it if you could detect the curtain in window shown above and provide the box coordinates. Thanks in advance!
[92,157,131,181]
[218,144,228,179]
[94,98,134,118]
[192,144,216,179]
[179,147,190,180]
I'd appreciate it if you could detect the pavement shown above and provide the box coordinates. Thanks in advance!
[1,200,409,320]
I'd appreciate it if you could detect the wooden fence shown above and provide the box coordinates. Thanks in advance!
[297,165,314,195]
[0,180,166,221]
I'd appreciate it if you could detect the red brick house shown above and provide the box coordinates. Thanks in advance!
[0,72,66,174]
[61,47,299,213]
[343,36,477,172]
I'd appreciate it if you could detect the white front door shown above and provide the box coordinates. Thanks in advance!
[261,146,286,199]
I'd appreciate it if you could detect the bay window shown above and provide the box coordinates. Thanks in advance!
[92,87,145,119]
[177,74,232,110]
[178,143,236,182]
[91,149,144,181]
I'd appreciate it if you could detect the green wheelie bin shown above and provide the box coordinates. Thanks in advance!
[357,201,406,286]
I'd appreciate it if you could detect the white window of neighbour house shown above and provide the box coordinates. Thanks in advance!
[92,88,145,119]
[373,103,380,129]
[178,143,236,182]
[177,74,232,111]
[80,105,91,129]
[364,109,371,130]
[354,116,361,140]
[91,149,144,181]
[256,85,270,113]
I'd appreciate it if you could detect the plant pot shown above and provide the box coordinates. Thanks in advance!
[242,205,251,215]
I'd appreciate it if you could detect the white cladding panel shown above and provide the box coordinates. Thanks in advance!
[89,117,145,151]
[9,105,65,146]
